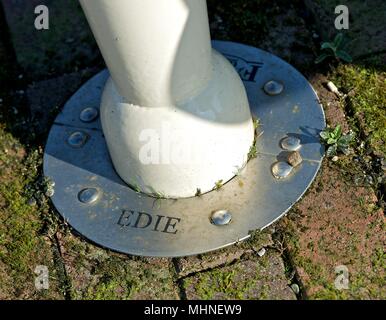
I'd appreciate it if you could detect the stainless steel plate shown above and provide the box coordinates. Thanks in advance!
[44,41,325,257]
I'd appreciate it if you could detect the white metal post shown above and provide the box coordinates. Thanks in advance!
[79,0,254,198]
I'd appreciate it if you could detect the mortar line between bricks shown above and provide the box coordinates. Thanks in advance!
[340,93,385,207]
[282,251,303,300]
[172,258,188,300]
[175,250,258,282]
[270,231,303,300]
[52,233,73,300]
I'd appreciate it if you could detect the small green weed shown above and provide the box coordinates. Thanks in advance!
[320,124,354,157]
[315,33,352,64]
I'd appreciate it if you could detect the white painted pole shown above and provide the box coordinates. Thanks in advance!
[80,0,254,198]
[79,0,213,107]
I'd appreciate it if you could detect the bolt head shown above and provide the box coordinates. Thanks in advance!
[80,107,99,123]
[67,131,89,148]
[78,188,100,204]
[211,210,232,226]
[272,162,293,179]
[263,80,284,96]
[281,136,301,151]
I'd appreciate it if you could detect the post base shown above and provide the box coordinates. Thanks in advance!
[100,50,254,198]
[44,41,325,257]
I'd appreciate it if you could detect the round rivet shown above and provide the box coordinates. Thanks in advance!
[211,210,232,226]
[78,188,100,204]
[80,107,99,123]
[67,131,88,148]
[281,136,301,151]
[263,80,284,96]
[272,162,293,179]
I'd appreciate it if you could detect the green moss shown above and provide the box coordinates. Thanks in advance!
[85,279,125,300]
[0,131,39,272]
[67,248,176,300]
[371,248,386,277]
[183,253,288,300]
[187,263,259,300]
[79,259,139,300]
[291,245,386,300]
[0,126,63,298]
[245,229,272,253]
[279,210,386,300]
[331,64,386,155]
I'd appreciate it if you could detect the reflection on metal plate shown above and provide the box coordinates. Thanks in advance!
[44,41,325,257]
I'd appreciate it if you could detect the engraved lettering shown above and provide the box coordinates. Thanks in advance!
[162,217,181,235]
[153,215,165,232]
[133,211,153,229]
[224,54,263,83]
[117,210,135,227]
[117,210,181,235]
[241,65,259,82]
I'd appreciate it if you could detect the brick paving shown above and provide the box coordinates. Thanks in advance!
[0,0,384,300]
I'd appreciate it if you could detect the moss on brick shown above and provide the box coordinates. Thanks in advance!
[182,252,295,300]
[331,64,386,156]
[0,126,63,299]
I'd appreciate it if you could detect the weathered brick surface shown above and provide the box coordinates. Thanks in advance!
[176,230,274,278]
[56,231,179,300]
[1,0,384,301]
[276,76,386,299]
[280,163,385,299]
[182,250,296,300]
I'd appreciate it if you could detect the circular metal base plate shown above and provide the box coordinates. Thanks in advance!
[44,41,325,257]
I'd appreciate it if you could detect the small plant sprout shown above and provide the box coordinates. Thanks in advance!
[247,117,261,160]
[148,186,166,199]
[248,144,258,160]
[319,125,354,157]
[213,180,223,191]
[131,183,141,193]
[253,117,260,130]
[195,188,202,197]
[315,33,352,64]
[153,191,166,199]
[234,164,246,177]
